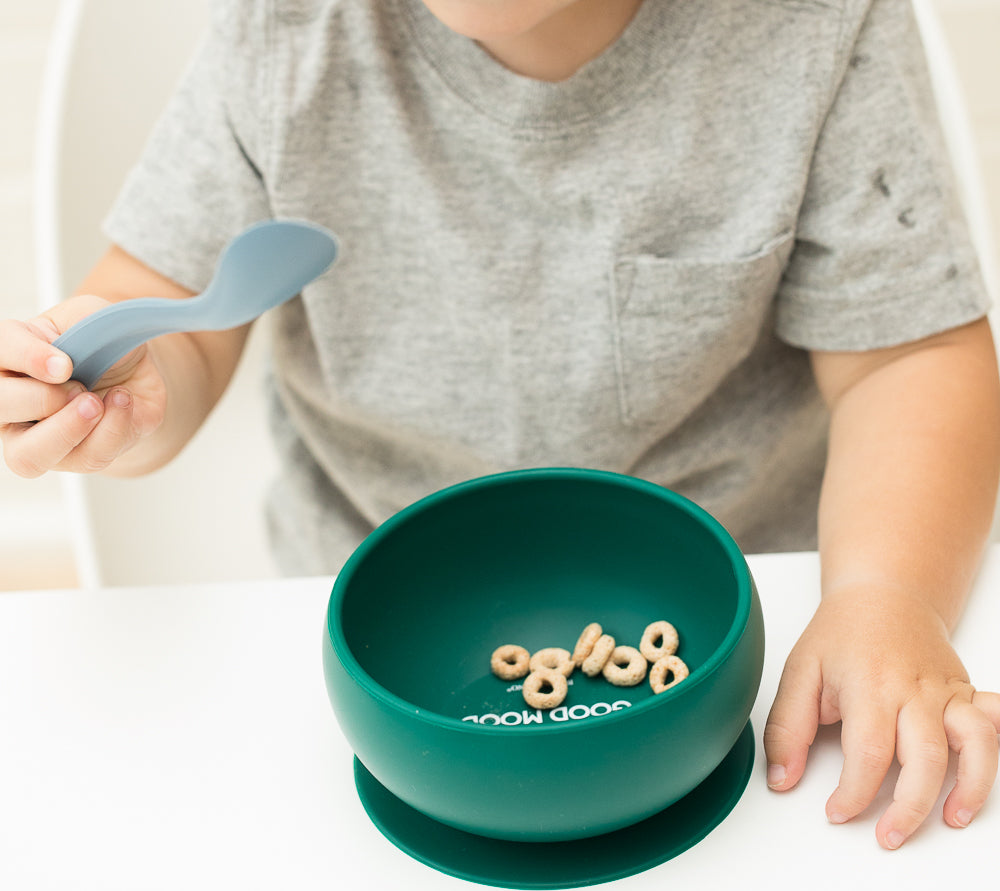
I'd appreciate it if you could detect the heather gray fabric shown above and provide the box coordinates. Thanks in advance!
[104,0,990,574]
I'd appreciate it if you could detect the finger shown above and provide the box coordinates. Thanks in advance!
[764,656,822,791]
[971,690,1000,733]
[875,704,949,850]
[0,318,73,382]
[57,388,138,473]
[941,697,999,829]
[0,374,86,424]
[826,698,897,824]
[2,391,104,477]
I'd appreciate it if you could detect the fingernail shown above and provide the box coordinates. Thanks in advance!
[828,812,849,825]
[955,808,974,827]
[110,388,131,409]
[76,394,102,420]
[46,355,71,380]
[886,830,905,850]
[767,764,786,788]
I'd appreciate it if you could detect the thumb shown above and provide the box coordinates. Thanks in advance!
[763,655,823,791]
[25,314,62,344]
[37,294,112,339]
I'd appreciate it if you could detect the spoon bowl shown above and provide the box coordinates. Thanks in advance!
[53,219,338,388]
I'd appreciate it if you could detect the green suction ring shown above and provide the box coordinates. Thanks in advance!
[354,720,756,889]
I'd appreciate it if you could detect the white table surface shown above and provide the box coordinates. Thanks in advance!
[2,547,999,890]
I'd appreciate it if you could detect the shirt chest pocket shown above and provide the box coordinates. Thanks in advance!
[610,232,794,427]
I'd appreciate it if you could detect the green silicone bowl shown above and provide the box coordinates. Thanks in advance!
[323,468,764,843]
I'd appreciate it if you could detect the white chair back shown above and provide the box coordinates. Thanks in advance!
[35,0,279,586]
[912,0,999,301]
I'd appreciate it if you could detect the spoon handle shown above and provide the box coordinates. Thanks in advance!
[52,297,199,389]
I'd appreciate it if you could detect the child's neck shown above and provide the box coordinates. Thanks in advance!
[435,0,645,83]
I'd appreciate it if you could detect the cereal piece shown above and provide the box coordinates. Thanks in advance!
[601,645,647,687]
[581,633,616,677]
[639,621,679,663]
[571,622,603,667]
[530,646,575,677]
[522,668,568,709]
[649,655,689,694]
[491,644,530,680]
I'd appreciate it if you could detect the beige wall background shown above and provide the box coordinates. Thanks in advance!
[2,0,1000,590]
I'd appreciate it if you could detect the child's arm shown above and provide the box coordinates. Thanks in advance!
[0,246,249,478]
[764,316,1000,849]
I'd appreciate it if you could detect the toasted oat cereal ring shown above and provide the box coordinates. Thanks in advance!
[649,655,689,694]
[639,621,679,663]
[522,668,568,710]
[491,644,531,680]
[530,647,575,677]
[581,633,616,677]
[571,622,603,667]
[601,645,647,687]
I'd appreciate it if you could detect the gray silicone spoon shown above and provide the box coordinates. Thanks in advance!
[52,219,338,389]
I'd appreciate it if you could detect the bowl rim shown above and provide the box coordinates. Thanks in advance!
[326,467,755,736]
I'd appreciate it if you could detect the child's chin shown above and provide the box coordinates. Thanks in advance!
[419,0,565,41]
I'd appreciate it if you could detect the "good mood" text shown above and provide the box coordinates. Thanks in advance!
[462,700,633,726]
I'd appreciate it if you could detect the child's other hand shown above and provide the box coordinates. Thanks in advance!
[763,587,1000,849]
[0,295,166,477]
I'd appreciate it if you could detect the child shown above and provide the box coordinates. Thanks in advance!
[2,0,999,851]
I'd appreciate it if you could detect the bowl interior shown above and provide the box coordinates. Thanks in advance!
[334,470,748,721]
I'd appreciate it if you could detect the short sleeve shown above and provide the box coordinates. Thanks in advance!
[775,0,990,351]
[102,0,273,292]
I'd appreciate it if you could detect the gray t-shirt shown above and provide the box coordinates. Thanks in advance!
[104,0,990,574]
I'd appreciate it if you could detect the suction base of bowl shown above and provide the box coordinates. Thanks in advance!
[353,720,755,889]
